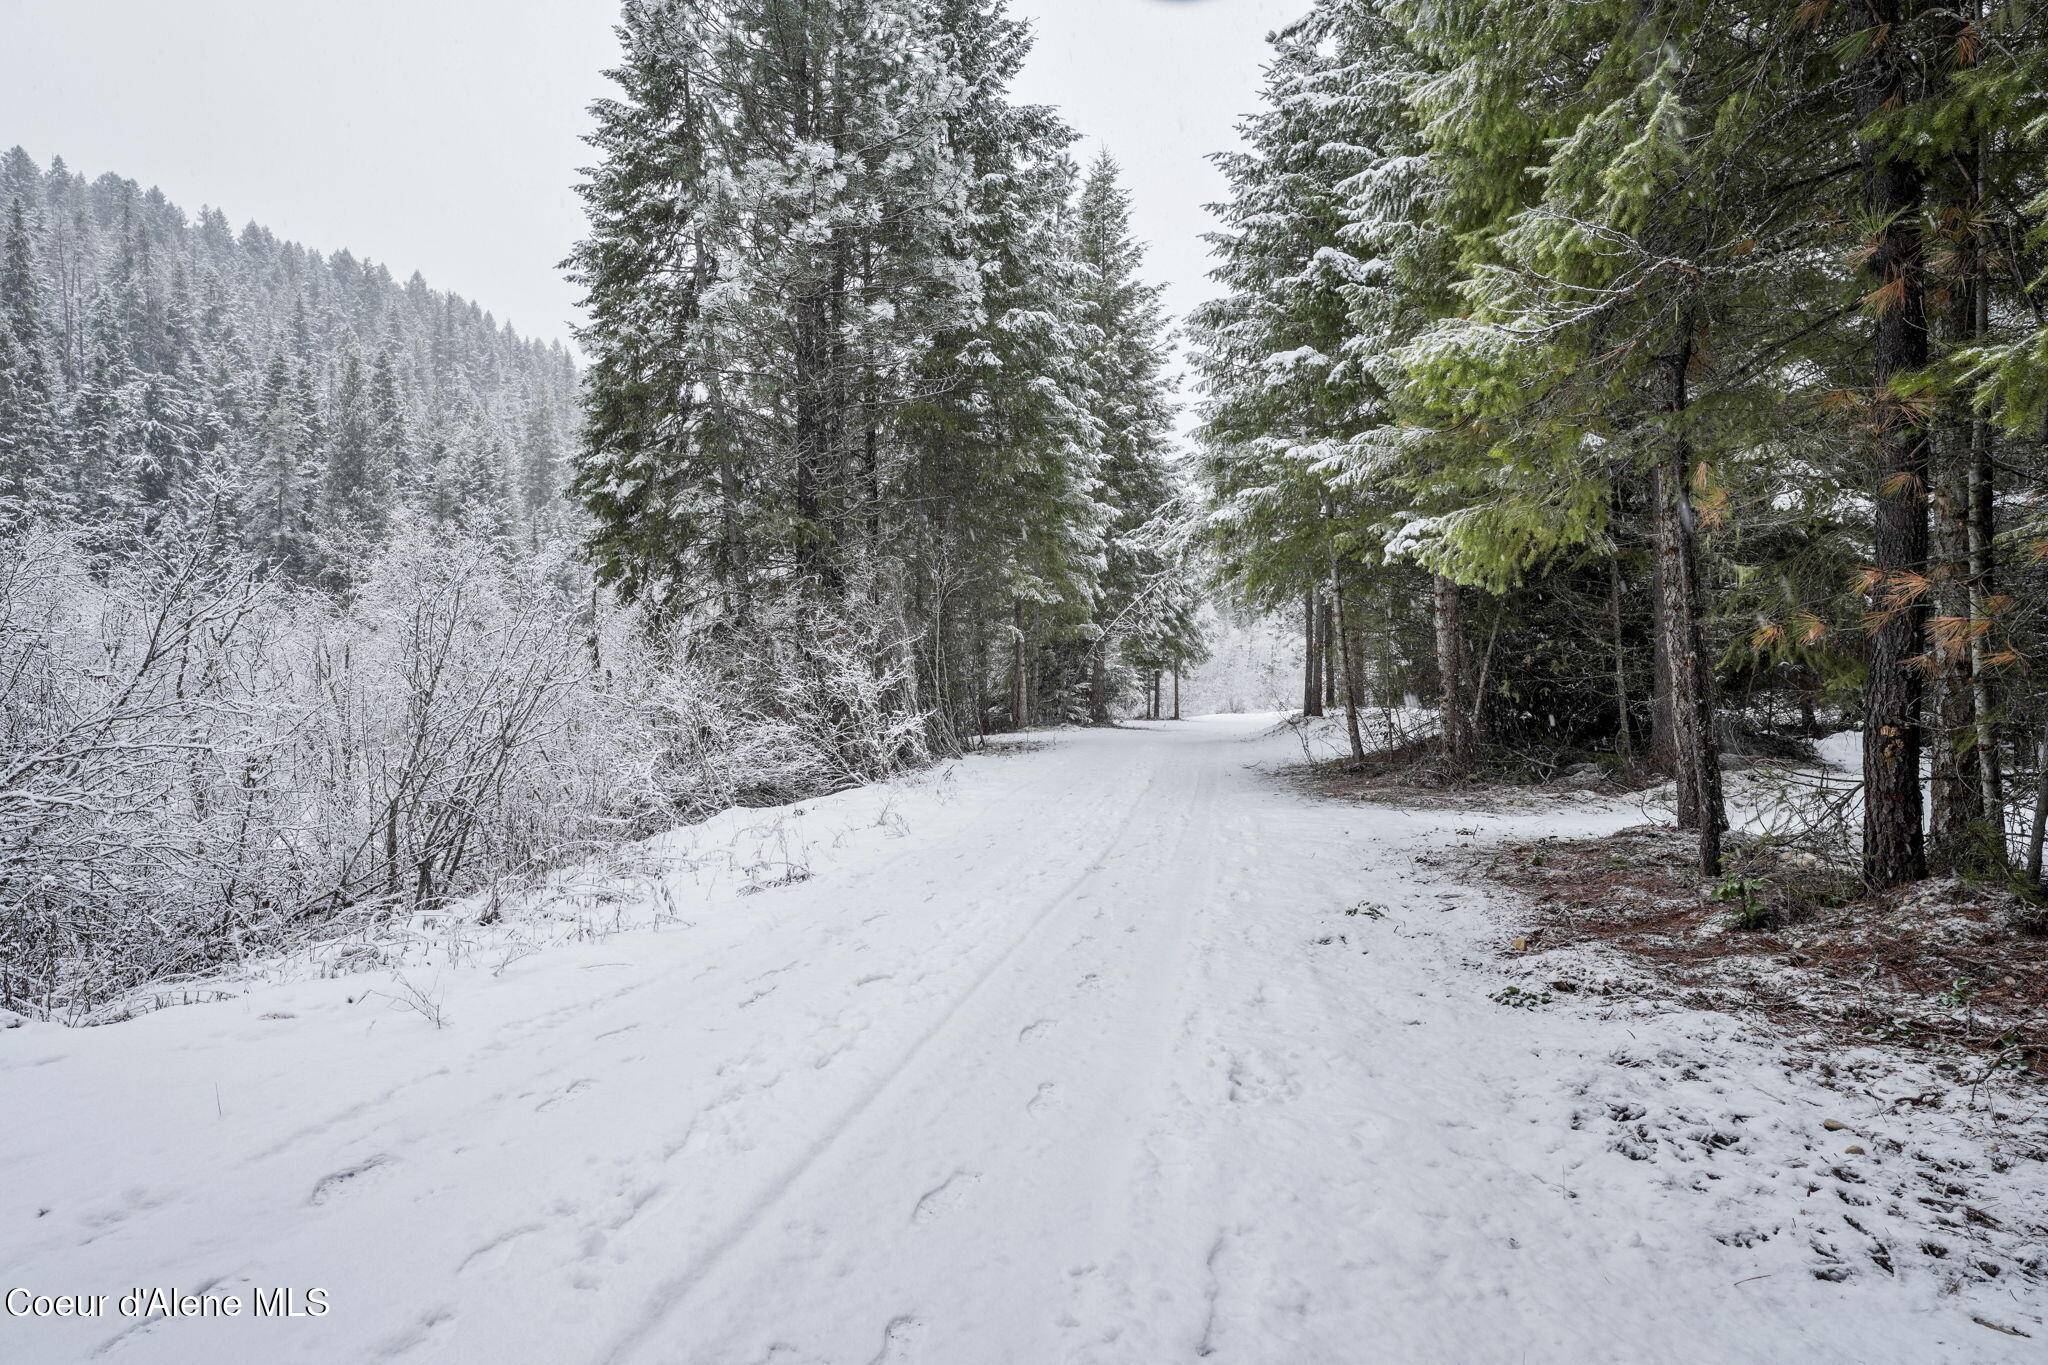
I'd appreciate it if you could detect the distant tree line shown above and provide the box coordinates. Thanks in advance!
[0,146,581,585]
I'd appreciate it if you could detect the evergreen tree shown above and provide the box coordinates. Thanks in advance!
[0,194,59,519]
[1195,1,1424,759]
[900,0,1106,734]
[1073,154,1184,722]
[517,397,561,536]
[447,404,515,543]
[246,355,317,577]
[319,347,391,571]
[65,291,134,532]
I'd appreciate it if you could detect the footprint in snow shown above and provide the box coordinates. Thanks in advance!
[535,1078,594,1113]
[377,1305,455,1359]
[605,1182,665,1232]
[308,1155,393,1206]
[910,1170,980,1225]
[456,1223,545,1275]
[865,1314,926,1365]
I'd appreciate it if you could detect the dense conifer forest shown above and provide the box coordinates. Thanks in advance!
[1193,0,2048,894]
[0,147,581,567]
[569,0,1205,745]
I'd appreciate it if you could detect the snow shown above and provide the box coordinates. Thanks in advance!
[3,717,2041,1362]
[1813,729,1862,773]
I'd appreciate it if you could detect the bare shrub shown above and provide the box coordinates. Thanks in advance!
[0,522,932,1020]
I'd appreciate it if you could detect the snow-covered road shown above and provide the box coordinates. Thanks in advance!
[4,717,2039,1363]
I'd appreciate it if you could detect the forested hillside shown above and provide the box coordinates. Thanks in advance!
[0,148,601,1015]
[1196,0,2048,892]
[0,147,580,571]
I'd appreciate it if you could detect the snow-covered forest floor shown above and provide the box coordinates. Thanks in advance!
[4,716,2043,1363]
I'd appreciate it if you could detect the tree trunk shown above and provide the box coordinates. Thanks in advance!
[1964,135,2004,864]
[1929,120,1993,874]
[1321,598,1337,708]
[1966,411,2002,858]
[1172,664,1181,722]
[1009,598,1026,731]
[1433,574,1469,772]
[1858,1,1931,889]
[2028,723,2048,889]
[1302,588,1324,718]
[1608,551,1635,768]
[1088,647,1109,726]
[792,278,836,591]
[971,609,988,741]
[1657,310,1724,877]
[1928,424,1977,873]
[1333,580,1367,766]
[1649,543,1679,774]
[1467,605,1501,753]
[1654,465,1702,833]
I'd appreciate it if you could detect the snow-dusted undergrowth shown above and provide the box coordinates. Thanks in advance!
[0,524,929,1022]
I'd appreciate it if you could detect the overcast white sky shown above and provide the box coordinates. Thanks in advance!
[2,0,1301,363]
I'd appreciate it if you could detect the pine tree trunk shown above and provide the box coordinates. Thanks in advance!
[1302,588,1324,718]
[1654,467,1702,833]
[1468,607,1500,753]
[1929,428,1977,873]
[1332,578,1367,766]
[1172,664,1181,722]
[793,283,834,591]
[1609,551,1634,768]
[971,609,988,741]
[2028,723,2048,889]
[1964,136,2004,863]
[1967,412,2002,855]
[1649,547,1679,775]
[1433,574,1469,772]
[1321,598,1337,709]
[1010,598,1026,731]
[1658,311,1724,877]
[1929,122,1991,873]
[1859,3,1931,888]
[1088,647,1109,726]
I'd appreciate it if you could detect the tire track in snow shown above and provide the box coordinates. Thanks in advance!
[600,754,1174,1364]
